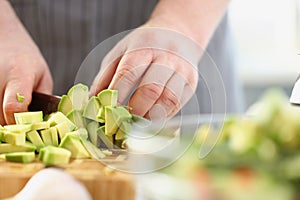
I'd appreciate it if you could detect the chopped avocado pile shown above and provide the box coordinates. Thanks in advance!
[0,83,139,165]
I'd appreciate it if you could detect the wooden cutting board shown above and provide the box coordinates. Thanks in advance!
[0,152,135,200]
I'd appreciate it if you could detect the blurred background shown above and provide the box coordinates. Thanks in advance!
[228,0,299,108]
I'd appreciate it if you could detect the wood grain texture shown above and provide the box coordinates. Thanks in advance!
[0,155,135,200]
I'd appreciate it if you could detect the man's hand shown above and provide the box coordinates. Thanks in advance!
[90,0,229,119]
[0,1,53,125]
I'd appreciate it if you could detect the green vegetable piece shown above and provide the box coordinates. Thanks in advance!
[0,142,36,154]
[96,106,105,123]
[16,93,25,103]
[65,128,88,140]
[67,110,86,128]
[115,121,131,140]
[5,152,35,163]
[47,112,77,131]
[39,146,71,166]
[83,96,102,122]
[58,95,73,115]
[67,83,89,111]
[32,121,50,130]
[105,106,132,136]
[59,134,90,159]
[4,124,32,133]
[55,121,72,140]
[49,127,59,147]
[104,106,119,136]
[14,111,43,124]
[2,131,26,145]
[97,126,113,149]
[131,114,151,127]
[97,89,118,106]
[80,139,105,159]
[40,128,53,146]
[86,121,99,146]
[26,130,45,150]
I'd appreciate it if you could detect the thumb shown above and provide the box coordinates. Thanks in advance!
[3,76,35,124]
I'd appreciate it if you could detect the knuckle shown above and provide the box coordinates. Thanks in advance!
[160,89,180,108]
[140,83,164,101]
[115,65,138,86]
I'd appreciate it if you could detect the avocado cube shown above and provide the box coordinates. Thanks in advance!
[97,126,113,149]
[14,111,43,124]
[67,83,89,111]
[67,109,86,128]
[55,121,72,140]
[4,124,32,133]
[65,128,88,140]
[96,106,105,123]
[0,142,36,154]
[49,127,59,146]
[80,139,105,159]
[105,106,132,136]
[47,112,77,131]
[83,96,101,122]
[2,131,26,145]
[40,128,53,146]
[59,134,90,159]
[39,146,71,166]
[32,121,50,130]
[86,121,99,146]
[115,121,131,140]
[26,130,45,150]
[58,95,73,115]
[97,89,118,106]
[5,152,35,163]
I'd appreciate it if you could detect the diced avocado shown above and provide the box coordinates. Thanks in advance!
[83,96,102,122]
[16,93,25,103]
[47,112,77,131]
[97,89,118,106]
[80,139,105,159]
[0,142,36,154]
[49,127,59,146]
[40,128,53,146]
[55,121,72,140]
[115,121,131,140]
[86,121,99,146]
[96,106,105,123]
[97,126,113,149]
[65,128,88,140]
[32,121,50,130]
[105,106,119,136]
[67,110,86,128]
[59,134,90,158]
[57,95,73,115]
[5,152,35,163]
[26,130,45,150]
[105,106,132,136]
[4,124,32,133]
[39,146,71,166]
[67,83,89,111]
[2,132,26,145]
[14,111,43,124]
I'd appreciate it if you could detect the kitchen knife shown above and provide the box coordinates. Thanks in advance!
[28,92,61,115]
[290,75,300,105]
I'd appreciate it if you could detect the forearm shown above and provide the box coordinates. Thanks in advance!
[148,0,230,47]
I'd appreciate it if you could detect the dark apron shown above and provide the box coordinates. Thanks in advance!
[9,0,243,113]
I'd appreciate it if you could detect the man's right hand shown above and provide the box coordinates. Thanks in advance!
[0,1,53,125]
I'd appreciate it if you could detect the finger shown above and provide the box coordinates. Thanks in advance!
[0,88,5,125]
[3,74,35,124]
[89,56,121,97]
[35,68,53,94]
[108,49,153,104]
[145,71,187,119]
[128,63,174,117]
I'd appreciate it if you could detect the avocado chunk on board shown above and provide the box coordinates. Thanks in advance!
[14,111,43,124]
[0,142,36,154]
[5,152,35,163]
[59,134,90,159]
[39,146,71,166]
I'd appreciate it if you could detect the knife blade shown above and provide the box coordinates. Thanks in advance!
[28,92,61,115]
[290,75,300,105]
